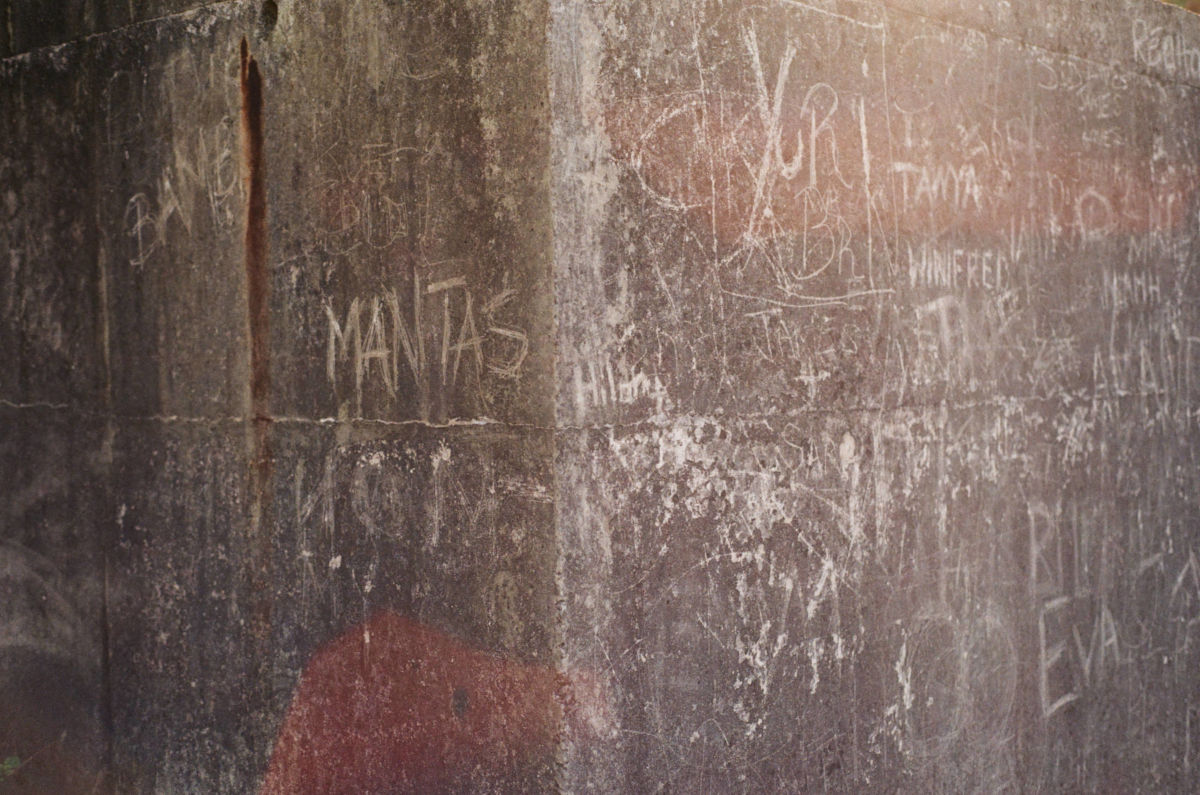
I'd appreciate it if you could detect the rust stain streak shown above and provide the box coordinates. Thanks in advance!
[241,36,273,647]
[241,36,270,423]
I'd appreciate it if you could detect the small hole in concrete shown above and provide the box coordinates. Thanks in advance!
[259,0,278,36]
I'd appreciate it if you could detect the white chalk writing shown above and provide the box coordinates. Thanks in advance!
[326,274,528,417]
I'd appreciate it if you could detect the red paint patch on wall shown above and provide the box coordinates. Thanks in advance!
[605,93,1192,249]
[261,612,610,793]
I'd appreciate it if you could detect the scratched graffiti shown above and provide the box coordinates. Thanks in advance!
[121,118,241,271]
[556,0,1200,790]
[261,0,551,425]
[323,275,529,420]
[565,396,1200,788]
[579,2,1200,423]
[6,0,1200,791]
[276,426,558,666]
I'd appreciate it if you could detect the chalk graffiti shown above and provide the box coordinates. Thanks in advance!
[1133,18,1200,81]
[325,275,528,418]
[572,356,667,415]
[892,161,983,214]
[122,121,240,269]
[906,243,1015,293]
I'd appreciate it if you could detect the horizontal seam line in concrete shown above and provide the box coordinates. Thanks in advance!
[1,389,1191,432]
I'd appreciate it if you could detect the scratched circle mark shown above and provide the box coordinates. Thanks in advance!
[906,613,960,753]
[905,604,1017,763]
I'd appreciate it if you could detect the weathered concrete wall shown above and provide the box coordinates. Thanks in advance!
[551,0,1200,790]
[2,0,1199,791]
[3,1,560,791]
